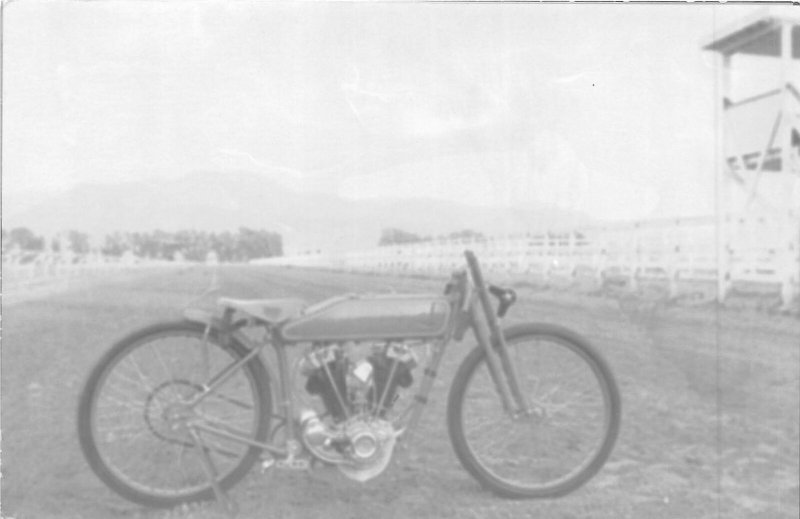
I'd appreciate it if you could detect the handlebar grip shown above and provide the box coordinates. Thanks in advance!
[464,250,517,318]
[488,285,517,318]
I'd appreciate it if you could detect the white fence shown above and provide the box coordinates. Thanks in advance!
[4,216,797,309]
[257,216,800,309]
[2,252,185,291]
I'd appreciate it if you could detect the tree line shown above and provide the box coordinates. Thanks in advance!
[2,227,283,262]
[4,225,486,260]
[378,228,485,246]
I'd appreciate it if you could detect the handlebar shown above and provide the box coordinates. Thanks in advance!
[488,284,517,318]
[463,250,516,318]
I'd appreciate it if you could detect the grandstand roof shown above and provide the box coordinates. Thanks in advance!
[703,12,800,57]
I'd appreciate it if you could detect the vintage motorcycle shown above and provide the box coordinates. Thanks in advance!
[78,251,620,511]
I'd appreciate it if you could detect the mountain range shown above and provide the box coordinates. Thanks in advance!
[4,170,591,254]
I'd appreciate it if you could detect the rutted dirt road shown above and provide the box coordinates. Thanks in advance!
[1,265,798,519]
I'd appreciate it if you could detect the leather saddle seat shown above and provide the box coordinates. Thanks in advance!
[218,297,306,324]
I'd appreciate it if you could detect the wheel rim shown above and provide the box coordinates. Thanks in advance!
[460,333,613,491]
[89,329,261,498]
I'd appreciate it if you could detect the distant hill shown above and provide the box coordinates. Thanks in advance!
[4,170,591,253]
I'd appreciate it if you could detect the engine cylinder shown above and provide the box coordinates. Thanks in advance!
[303,346,349,420]
[369,344,415,416]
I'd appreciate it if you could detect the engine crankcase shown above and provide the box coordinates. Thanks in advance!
[337,418,398,482]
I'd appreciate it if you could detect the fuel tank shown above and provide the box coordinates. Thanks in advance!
[280,294,452,342]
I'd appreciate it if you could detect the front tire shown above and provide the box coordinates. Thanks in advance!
[447,323,620,498]
[77,321,271,508]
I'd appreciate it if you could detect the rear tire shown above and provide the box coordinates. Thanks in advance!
[78,321,271,508]
[447,323,620,498]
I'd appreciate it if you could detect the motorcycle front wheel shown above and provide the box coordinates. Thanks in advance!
[447,323,620,499]
[77,321,271,508]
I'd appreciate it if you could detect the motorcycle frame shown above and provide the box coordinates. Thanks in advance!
[182,250,529,462]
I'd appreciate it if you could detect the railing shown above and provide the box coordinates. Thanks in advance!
[2,253,185,291]
[255,215,800,309]
[5,216,796,310]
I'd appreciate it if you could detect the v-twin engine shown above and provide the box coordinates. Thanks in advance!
[301,341,416,421]
[298,341,418,481]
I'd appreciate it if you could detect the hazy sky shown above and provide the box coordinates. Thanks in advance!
[2,2,791,225]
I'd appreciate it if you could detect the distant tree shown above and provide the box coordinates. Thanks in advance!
[236,227,281,260]
[447,229,485,241]
[378,228,424,246]
[102,232,131,256]
[6,227,45,251]
[68,230,91,254]
[98,228,282,262]
[212,231,236,262]
[265,231,283,257]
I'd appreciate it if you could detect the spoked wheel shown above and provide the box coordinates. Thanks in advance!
[78,321,271,508]
[447,323,620,498]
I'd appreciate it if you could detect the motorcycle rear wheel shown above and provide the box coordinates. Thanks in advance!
[447,323,620,498]
[77,321,271,508]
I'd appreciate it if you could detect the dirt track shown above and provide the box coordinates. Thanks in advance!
[1,265,798,519]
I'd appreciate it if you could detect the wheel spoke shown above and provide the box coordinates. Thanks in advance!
[124,351,158,393]
[450,326,619,497]
[79,323,269,506]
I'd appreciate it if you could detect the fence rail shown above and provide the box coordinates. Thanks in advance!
[2,253,184,291]
[4,216,797,310]
[257,216,800,309]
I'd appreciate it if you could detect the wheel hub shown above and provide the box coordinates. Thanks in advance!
[162,403,194,428]
[144,380,202,442]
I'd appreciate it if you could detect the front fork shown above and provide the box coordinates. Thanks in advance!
[469,296,530,416]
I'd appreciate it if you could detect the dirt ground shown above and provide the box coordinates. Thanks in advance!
[1,265,798,519]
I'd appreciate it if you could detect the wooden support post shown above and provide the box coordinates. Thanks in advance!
[779,22,798,309]
[716,52,733,304]
[780,22,793,180]
[668,221,680,300]
[780,229,799,310]
[630,222,640,293]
